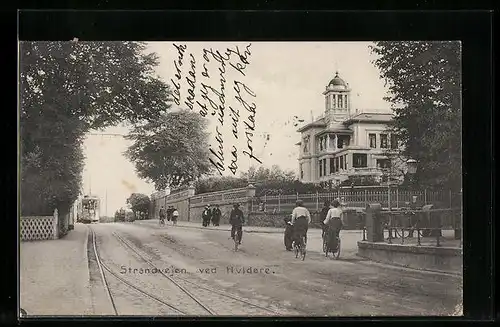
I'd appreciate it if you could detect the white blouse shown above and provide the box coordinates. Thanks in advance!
[323,207,343,225]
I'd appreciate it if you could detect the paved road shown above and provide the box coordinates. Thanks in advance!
[88,221,462,316]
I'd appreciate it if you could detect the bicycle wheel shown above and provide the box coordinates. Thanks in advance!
[234,236,239,251]
[294,242,299,258]
[335,237,341,259]
[301,238,306,261]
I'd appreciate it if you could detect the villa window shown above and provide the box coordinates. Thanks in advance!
[300,164,304,179]
[380,134,388,148]
[330,158,334,174]
[344,155,348,169]
[377,159,391,169]
[337,137,344,149]
[329,135,335,149]
[390,134,398,149]
[353,153,368,168]
[339,155,344,170]
[303,136,310,153]
[335,157,340,173]
[323,159,327,176]
[319,161,323,177]
[338,95,343,108]
[369,134,376,148]
[345,95,348,108]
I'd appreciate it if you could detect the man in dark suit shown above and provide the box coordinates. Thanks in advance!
[229,203,245,244]
[211,204,222,226]
[202,205,212,227]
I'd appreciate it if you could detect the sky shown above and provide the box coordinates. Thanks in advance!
[82,42,392,216]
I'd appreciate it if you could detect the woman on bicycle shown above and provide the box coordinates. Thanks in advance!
[291,200,311,246]
[323,199,343,253]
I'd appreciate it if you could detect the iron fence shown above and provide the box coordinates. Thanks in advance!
[252,188,454,213]
[361,207,462,248]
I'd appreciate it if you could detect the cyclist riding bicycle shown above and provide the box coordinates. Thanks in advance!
[320,201,331,241]
[323,199,343,253]
[291,200,311,247]
[230,203,245,245]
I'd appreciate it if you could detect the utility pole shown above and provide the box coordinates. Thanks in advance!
[105,189,108,217]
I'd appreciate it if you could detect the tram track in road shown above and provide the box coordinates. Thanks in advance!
[89,227,187,315]
[111,231,284,316]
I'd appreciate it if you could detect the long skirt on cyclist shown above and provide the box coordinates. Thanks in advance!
[292,217,308,245]
[326,218,342,252]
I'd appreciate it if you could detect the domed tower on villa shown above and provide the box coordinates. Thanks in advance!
[296,70,397,186]
[323,71,352,126]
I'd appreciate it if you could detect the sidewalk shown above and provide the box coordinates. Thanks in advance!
[20,223,93,316]
[134,219,363,234]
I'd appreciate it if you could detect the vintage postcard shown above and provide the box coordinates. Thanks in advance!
[19,41,463,317]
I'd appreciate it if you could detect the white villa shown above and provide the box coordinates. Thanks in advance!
[296,72,402,186]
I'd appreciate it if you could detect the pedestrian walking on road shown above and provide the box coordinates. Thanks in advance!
[159,206,166,227]
[212,204,222,226]
[166,206,173,222]
[172,207,179,226]
[202,205,211,227]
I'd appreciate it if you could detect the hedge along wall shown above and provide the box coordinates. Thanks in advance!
[189,185,256,224]
[150,184,369,229]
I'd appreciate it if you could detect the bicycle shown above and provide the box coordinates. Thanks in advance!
[233,226,243,252]
[293,234,306,260]
[324,234,341,259]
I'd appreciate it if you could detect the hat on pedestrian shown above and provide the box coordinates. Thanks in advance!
[233,203,240,208]
[296,199,304,207]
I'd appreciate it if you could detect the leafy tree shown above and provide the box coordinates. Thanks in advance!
[194,176,247,194]
[125,110,212,190]
[126,193,151,220]
[20,41,170,131]
[371,41,461,190]
[19,41,171,215]
[194,165,320,196]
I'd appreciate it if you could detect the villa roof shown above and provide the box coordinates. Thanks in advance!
[343,112,394,125]
[296,117,327,132]
[297,111,393,133]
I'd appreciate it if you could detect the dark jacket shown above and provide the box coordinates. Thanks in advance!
[159,208,165,218]
[320,206,330,229]
[202,208,212,220]
[229,208,245,226]
[212,208,222,218]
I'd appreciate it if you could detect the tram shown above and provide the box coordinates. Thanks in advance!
[77,195,101,224]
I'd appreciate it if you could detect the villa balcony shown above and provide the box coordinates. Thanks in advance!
[319,167,385,181]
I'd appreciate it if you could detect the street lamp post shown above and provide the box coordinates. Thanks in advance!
[406,159,418,238]
[406,159,418,206]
